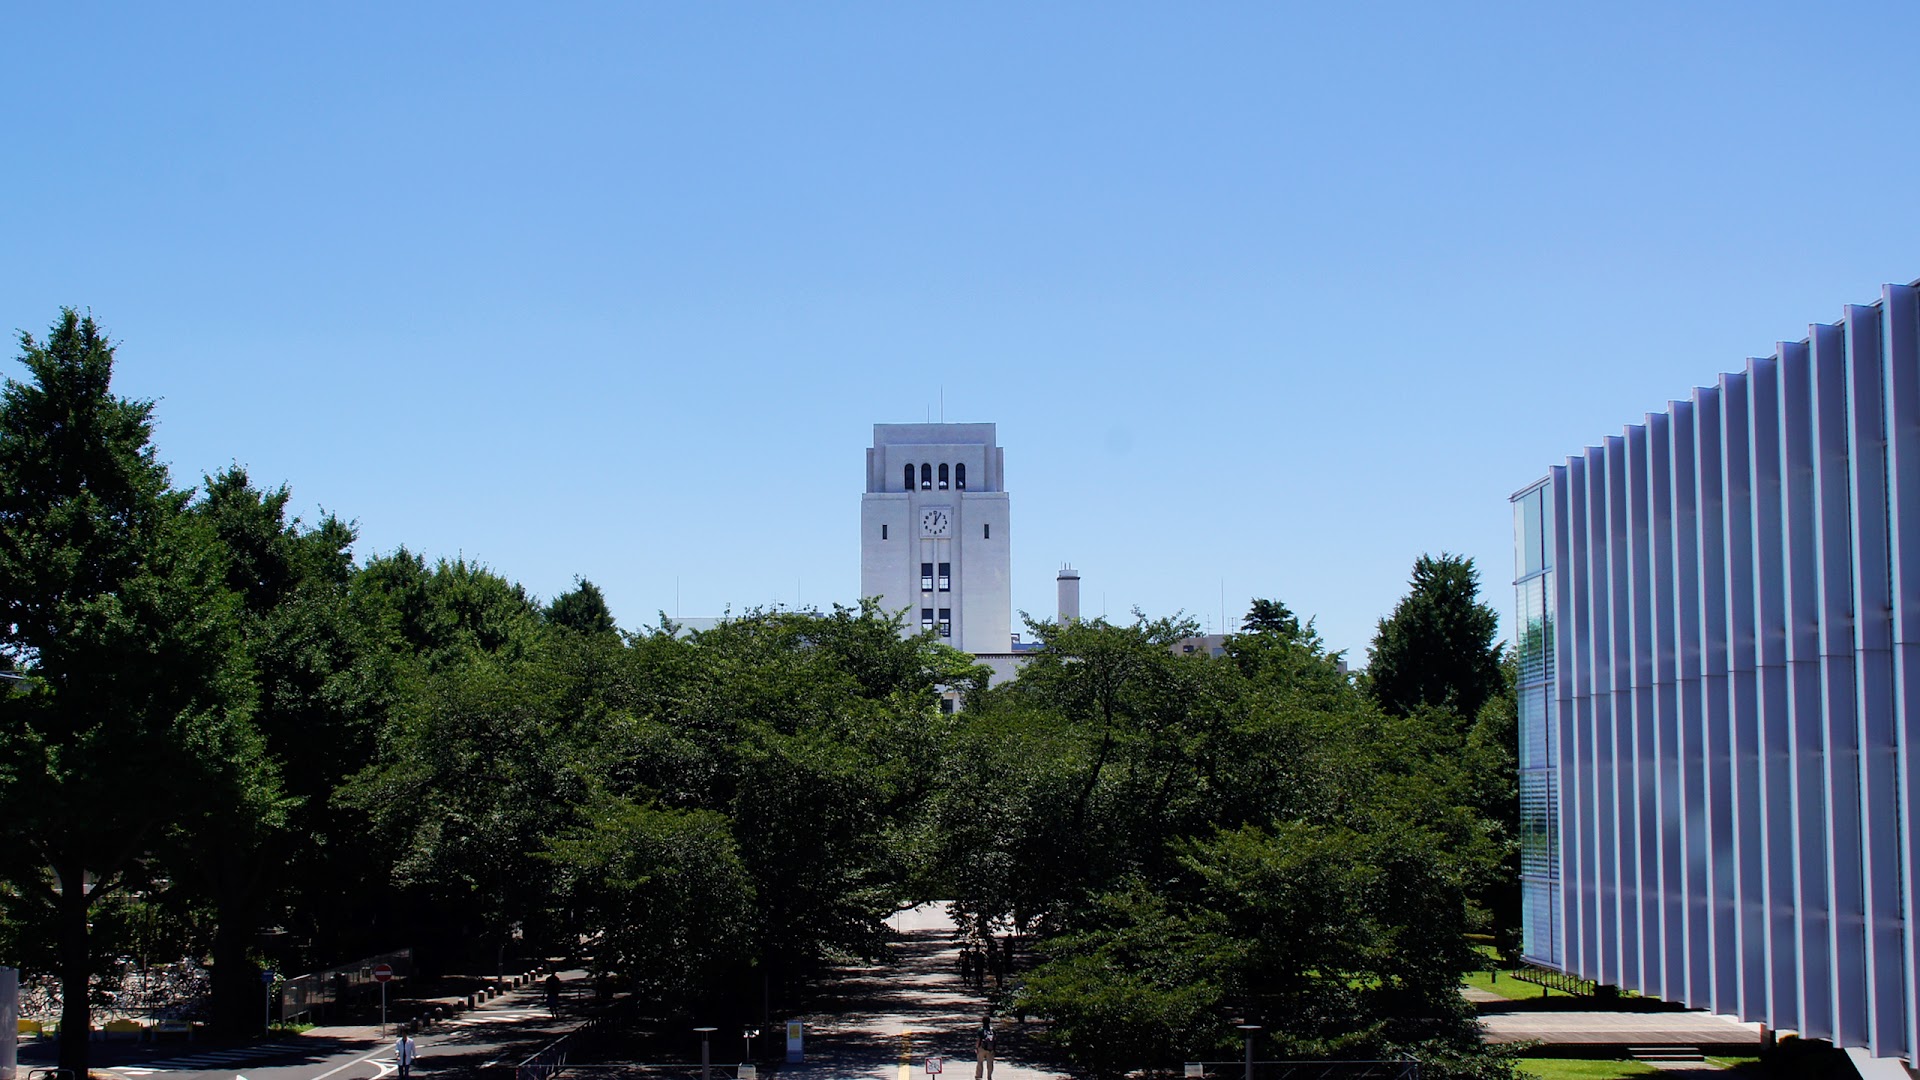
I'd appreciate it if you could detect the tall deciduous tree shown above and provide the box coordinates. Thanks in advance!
[180,467,369,1033]
[1366,554,1503,723]
[0,311,249,1077]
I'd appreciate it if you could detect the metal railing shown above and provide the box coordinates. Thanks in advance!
[516,1030,576,1080]
[1508,964,1596,997]
[279,949,414,1024]
[1181,1060,1420,1080]
[516,1067,750,1080]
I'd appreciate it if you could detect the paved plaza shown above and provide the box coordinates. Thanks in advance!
[778,905,1067,1080]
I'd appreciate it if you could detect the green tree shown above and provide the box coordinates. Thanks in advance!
[1016,883,1234,1078]
[546,577,618,636]
[1366,554,1503,723]
[178,467,371,1032]
[0,311,250,1078]
[1240,598,1302,638]
[1225,599,1351,710]
[542,793,753,1001]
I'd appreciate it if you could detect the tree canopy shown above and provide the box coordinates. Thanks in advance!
[1367,553,1504,723]
[0,311,1520,1080]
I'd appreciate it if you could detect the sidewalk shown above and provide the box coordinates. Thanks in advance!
[777,905,1067,1080]
[301,968,585,1044]
[1477,1006,1763,1051]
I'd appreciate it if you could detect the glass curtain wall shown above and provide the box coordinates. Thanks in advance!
[1514,479,1563,967]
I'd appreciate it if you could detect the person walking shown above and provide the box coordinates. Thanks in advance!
[544,973,562,1017]
[395,1033,417,1079]
[974,1015,995,1080]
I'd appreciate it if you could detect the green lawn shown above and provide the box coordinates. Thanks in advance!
[1462,968,1560,1000]
[1515,1059,1659,1080]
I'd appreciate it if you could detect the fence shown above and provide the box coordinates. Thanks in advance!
[279,949,414,1025]
[516,1031,574,1080]
[1182,1060,1420,1080]
[516,1066,748,1080]
[1508,964,1597,997]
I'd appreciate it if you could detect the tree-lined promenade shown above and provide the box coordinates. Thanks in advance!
[0,312,1516,1080]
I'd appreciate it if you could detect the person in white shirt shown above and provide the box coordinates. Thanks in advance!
[396,1034,417,1079]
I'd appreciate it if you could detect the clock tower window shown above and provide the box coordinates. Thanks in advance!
[920,463,933,490]
[955,463,966,490]
[937,562,950,591]
[920,608,934,633]
[921,563,934,591]
[937,608,951,637]
[938,464,950,490]
[903,464,914,492]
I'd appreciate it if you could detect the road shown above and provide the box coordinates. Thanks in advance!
[16,991,578,1080]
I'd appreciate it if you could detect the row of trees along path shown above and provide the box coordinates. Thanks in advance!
[780,904,1065,1080]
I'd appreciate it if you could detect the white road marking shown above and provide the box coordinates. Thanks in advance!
[308,1051,387,1080]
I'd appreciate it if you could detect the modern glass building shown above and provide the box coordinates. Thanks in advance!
[1512,281,1920,1065]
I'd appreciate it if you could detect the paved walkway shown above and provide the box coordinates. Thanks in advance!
[778,905,1067,1080]
[1478,1005,1763,1049]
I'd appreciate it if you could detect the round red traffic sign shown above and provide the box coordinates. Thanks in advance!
[372,963,394,983]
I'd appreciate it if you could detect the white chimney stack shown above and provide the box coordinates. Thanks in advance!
[1057,564,1081,624]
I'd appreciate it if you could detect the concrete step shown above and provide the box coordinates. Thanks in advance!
[1628,1047,1705,1062]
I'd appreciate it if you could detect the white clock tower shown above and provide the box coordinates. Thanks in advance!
[860,423,1012,657]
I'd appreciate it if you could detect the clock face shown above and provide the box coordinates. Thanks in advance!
[921,508,951,536]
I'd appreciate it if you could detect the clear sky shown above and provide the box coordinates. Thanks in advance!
[7,2,1920,661]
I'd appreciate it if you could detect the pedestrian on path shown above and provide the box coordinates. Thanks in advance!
[544,973,562,1017]
[395,1034,417,1079]
[974,1015,995,1080]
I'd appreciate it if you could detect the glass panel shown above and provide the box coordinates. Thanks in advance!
[1515,492,1529,580]
[1519,769,1556,875]
[1519,685,1549,768]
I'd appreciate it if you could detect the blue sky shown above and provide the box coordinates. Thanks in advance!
[7,2,1920,660]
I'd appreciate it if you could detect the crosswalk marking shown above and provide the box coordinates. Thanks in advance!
[100,1006,560,1077]
[448,1009,549,1026]
[106,1042,302,1076]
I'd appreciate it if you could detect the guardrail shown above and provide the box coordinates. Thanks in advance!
[1181,1059,1419,1080]
[279,949,414,1024]
[516,1031,575,1080]
[1508,964,1598,997]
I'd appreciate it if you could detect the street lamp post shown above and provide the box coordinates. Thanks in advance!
[695,1026,718,1080]
[1236,1024,1261,1080]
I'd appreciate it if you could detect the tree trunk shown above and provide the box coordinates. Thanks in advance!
[209,907,258,1036]
[56,863,91,1080]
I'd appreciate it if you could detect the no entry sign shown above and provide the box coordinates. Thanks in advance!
[372,964,394,983]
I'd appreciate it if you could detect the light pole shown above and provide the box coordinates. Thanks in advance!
[744,1027,760,1064]
[261,969,276,1035]
[695,1026,718,1080]
[1236,1024,1261,1080]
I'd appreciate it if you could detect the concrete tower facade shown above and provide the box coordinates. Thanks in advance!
[860,423,1012,656]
